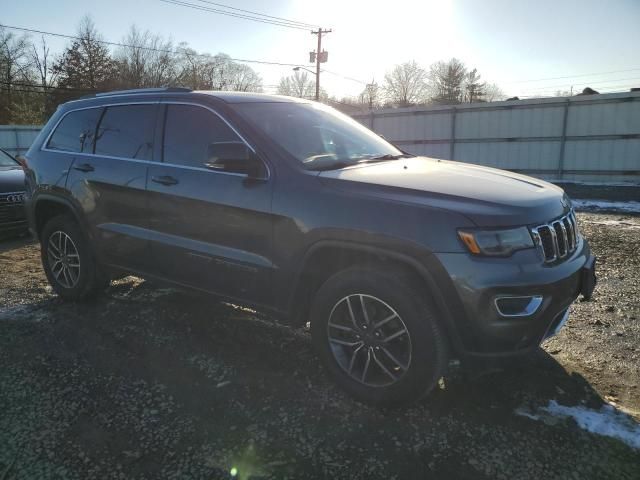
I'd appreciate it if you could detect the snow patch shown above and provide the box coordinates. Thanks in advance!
[516,400,640,449]
[573,199,640,213]
[0,304,50,322]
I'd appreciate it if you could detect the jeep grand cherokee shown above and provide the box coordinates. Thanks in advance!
[23,88,596,406]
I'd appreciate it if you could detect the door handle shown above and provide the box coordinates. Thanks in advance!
[151,175,179,186]
[73,163,94,172]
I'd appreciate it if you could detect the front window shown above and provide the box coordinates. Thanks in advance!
[235,102,410,170]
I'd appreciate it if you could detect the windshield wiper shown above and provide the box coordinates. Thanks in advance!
[351,153,415,165]
[304,153,415,171]
[365,153,415,161]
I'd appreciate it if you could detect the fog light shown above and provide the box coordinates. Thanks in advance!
[494,295,543,317]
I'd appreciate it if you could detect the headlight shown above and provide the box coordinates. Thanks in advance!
[458,227,534,257]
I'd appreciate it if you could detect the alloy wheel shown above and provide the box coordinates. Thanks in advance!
[47,230,81,289]
[327,294,412,387]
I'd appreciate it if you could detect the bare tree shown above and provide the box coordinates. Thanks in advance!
[30,36,59,118]
[382,61,429,107]
[31,36,57,88]
[358,81,380,109]
[115,25,177,88]
[277,71,315,98]
[0,27,33,122]
[485,83,507,102]
[227,62,262,92]
[175,48,262,92]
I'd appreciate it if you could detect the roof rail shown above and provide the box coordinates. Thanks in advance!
[94,87,192,97]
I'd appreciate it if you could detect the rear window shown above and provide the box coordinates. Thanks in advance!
[95,105,156,160]
[47,108,102,153]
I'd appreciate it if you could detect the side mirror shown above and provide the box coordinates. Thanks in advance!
[205,142,264,177]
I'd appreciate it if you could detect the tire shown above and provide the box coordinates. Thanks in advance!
[40,214,108,301]
[310,266,448,407]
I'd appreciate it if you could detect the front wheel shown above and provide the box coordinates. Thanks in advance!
[41,215,108,300]
[310,266,448,407]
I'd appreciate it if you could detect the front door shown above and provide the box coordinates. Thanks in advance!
[146,103,274,306]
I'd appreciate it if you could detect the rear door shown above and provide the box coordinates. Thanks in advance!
[146,103,274,306]
[62,103,158,271]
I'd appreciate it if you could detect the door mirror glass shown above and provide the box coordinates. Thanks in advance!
[205,142,263,177]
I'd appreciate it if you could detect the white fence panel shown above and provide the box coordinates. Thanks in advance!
[354,91,640,184]
[0,126,42,157]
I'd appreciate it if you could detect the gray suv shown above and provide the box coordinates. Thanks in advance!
[23,88,596,406]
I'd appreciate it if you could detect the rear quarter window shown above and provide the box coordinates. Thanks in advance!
[46,108,103,153]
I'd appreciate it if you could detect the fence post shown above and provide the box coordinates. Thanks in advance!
[558,99,570,179]
[14,127,20,157]
[449,107,457,160]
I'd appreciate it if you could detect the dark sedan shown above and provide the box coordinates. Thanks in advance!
[0,148,28,238]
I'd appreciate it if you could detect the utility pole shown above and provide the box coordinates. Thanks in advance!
[311,28,331,101]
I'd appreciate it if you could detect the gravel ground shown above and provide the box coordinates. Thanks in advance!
[0,211,639,479]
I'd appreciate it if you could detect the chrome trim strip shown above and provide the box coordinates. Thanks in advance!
[531,209,580,264]
[0,191,27,196]
[558,221,569,257]
[65,91,192,104]
[548,225,559,262]
[40,100,270,179]
[553,220,569,258]
[494,295,544,317]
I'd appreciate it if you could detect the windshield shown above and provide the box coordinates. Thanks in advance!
[235,102,409,170]
[0,150,18,167]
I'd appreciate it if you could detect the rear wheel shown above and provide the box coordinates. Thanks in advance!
[41,215,108,300]
[310,266,448,407]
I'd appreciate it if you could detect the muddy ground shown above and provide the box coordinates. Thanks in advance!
[0,212,639,479]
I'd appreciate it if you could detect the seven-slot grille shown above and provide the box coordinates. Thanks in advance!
[0,191,26,223]
[531,210,579,263]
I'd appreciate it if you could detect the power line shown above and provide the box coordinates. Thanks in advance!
[0,24,305,67]
[0,80,97,92]
[522,76,640,93]
[157,0,312,30]
[502,67,640,84]
[322,69,369,85]
[189,0,318,28]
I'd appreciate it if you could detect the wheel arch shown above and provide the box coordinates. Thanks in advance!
[33,194,86,241]
[287,241,465,354]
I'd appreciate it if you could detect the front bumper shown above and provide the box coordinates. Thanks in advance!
[0,200,28,238]
[435,237,595,357]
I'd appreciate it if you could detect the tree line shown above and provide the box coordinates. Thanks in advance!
[353,59,505,109]
[1,16,505,125]
[0,17,263,124]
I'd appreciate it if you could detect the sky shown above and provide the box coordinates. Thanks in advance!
[3,0,640,98]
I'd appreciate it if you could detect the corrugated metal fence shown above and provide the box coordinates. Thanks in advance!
[353,91,640,184]
[2,92,639,184]
[0,125,41,158]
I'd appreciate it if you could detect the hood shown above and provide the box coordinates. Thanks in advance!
[318,157,568,227]
[0,166,26,194]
